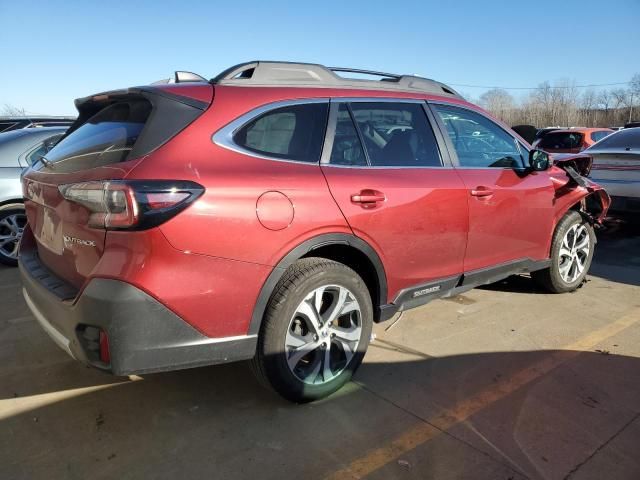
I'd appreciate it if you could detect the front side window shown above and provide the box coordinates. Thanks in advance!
[348,102,442,167]
[234,103,329,163]
[433,104,524,168]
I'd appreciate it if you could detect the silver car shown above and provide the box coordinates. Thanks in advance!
[0,127,67,265]
[587,127,640,215]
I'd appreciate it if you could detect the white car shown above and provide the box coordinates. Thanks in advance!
[586,128,640,214]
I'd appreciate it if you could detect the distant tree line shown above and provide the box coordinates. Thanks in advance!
[475,74,640,128]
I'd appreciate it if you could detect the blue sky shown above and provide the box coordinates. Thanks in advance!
[1,0,639,115]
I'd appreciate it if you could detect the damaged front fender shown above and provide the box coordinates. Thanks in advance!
[549,153,611,224]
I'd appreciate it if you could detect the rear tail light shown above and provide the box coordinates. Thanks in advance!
[59,180,204,230]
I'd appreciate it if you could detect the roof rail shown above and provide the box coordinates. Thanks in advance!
[210,61,462,98]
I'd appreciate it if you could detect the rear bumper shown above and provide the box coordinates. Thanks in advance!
[19,254,257,376]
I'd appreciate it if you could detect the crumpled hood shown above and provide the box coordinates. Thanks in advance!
[548,152,611,223]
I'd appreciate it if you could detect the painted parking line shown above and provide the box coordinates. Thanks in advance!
[327,308,640,480]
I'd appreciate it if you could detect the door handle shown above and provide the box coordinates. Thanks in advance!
[470,186,494,197]
[351,189,386,204]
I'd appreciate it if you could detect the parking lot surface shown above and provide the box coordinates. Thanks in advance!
[1,221,639,480]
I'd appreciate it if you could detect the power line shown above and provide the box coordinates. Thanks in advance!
[446,81,631,90]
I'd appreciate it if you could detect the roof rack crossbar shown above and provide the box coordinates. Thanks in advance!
[328,67,401,79]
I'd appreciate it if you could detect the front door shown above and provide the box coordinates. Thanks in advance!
[430,103,556,272]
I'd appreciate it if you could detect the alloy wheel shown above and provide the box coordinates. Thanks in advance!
[558,223,590,283]
[285,285,362,385]
[0,212,27,260]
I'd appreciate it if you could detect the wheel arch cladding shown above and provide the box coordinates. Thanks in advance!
[248,233,388,335]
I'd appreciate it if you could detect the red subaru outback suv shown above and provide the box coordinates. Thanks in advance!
[19,61,610,402]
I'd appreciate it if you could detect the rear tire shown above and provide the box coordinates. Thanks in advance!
[0,207,27,267]
[532,211,595,293]
[250,257,373,403]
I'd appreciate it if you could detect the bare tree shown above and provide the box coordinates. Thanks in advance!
[1,104,27,116]
[479,89,516,124]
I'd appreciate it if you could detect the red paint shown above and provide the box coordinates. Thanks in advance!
[20,81,610,342]
[256,191,294,231]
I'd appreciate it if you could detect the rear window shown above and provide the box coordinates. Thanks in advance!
[591,130,612,143]
[589,128,640,150]
[539,132,583,149]
[43,100,152,171]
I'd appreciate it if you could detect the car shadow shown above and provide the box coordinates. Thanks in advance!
[479,218,640,294]
[1,348,639,480]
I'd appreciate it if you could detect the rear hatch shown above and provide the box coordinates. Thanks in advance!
[539,131,584,153]
[22,84,212,289]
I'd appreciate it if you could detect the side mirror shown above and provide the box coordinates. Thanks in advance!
[529,149,551,171]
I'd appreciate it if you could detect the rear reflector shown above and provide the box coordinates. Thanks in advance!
[99,331,110,364]
[59,180,204,230]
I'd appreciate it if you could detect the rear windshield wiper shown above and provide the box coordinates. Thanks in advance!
[35,155,55,169]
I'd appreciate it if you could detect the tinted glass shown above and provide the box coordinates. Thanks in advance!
[25,134,63,165]
[589,128,640,150]
[591,131,612,143]
[234,103,329,163]
[349,103,442,167]
[434,104,524,168]
[44,100,151,171]
[539,132,584,149]
[0,122,19,133]
[329,104,367,166]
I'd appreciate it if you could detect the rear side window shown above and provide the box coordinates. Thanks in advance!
[590,131,612,143]
[351,102,442,167]
[539,132,584,149]
[330,104,367,166]
[44,100,151,170]
[234,103,329,163]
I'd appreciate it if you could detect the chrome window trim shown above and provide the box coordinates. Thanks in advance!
[212,98,330,164]
[329,97,426,104]
[321,163,454,170]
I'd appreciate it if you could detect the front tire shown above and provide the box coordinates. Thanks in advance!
[0,207,27,267]
[532,211,595,293]
[250,257,373,403]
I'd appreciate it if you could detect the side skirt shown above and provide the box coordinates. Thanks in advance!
[378,258,551,322]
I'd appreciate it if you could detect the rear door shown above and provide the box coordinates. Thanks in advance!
[429,102,556,272]
[321,99,468,300]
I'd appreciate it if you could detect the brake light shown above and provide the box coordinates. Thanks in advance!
[59,180,204,230]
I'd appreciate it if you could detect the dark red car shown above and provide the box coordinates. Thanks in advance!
[19,62,610,402]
